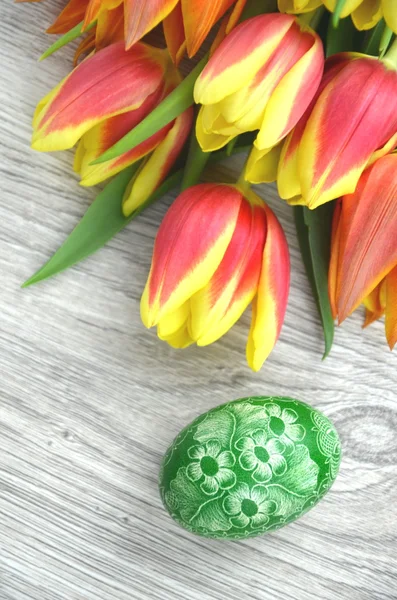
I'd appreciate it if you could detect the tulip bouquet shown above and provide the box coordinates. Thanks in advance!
[20,0,397,370]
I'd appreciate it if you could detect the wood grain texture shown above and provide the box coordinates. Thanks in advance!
[0,3,396,599]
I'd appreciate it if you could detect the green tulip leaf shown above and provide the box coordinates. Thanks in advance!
[363,19,386,55]
[91,55,208,166]
[23,144,251,287]
[39,20,96,61]
[294,204,335,359]
[23,165,183,287]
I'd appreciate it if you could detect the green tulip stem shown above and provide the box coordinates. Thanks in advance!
[383,37,397,69]
[181,126,211,191]
[236,155,252,196]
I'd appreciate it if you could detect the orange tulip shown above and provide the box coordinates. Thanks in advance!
[141,183,290,370]
[329,153,397,349]
[23,0,247,60]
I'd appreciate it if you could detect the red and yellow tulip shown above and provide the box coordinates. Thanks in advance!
[329,153,397,349]
[31,42,192,214]
[140,183,290,371]
[275,52,397,209]
[194,13,324,153]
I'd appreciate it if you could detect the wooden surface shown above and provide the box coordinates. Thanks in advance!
[1,3,397,599]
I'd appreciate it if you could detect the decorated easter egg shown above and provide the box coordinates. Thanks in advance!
[159,396,341,539]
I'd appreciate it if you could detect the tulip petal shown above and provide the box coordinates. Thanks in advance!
[328,199,342,319]
[189,191,267,346]
[322,0,363,17]
[255,26,323,150]
[299,57,397,209]
[278,0,322,12]
[47,0,89,34]
[76,84,169,185]
[124,0,179,49]
[245,144,282,184]
[219,22,315,135]
[163,3,186,65]
[351,0,382,31]
[122,105,193,215]
[95,3,125,49]
[196,107,239,152]
[194,14,295,106]
[247,203,290,371]
[182,0,236,58]
[336,154,397,321]
[141,184,243,328]
[73,32,96,66]
[363,284,385,328]
[157,301,190,338]
[385,266,397,349]
[84,0,122,28]
[277,53,352,201]
[32,42,167,152]
[383,0,397,34]
[159,324,195,349]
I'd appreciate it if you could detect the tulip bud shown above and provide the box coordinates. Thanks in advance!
[329,153,397,348]
[194,13,324,152]
[277,52,397,209]
[32,42,192,209]
[141,183,290,371]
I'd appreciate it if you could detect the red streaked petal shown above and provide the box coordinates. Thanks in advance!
[32,42,167,152]
[195,13,295,106]
[122,104,193,215]
[141,184,243,327]
[299,57,397,208]
[247,201,290,371]
[336,154,397,321]
[189,192,267,346]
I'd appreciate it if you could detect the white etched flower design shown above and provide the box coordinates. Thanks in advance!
[236,429,287,482]
[264,403,305,448]
[223,483,276,529]
[186,440,236,495]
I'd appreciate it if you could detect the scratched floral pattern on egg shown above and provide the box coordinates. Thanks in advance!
[160,397,341,539]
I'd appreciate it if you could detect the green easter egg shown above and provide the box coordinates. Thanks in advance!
[159,396,341,539]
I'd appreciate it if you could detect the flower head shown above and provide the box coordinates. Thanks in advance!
[194,13,324,152]
[140,183,290,371]
[264,404,305,450]
[223,483,276,529]
[186,440,236,495]
[236,429,287,483]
